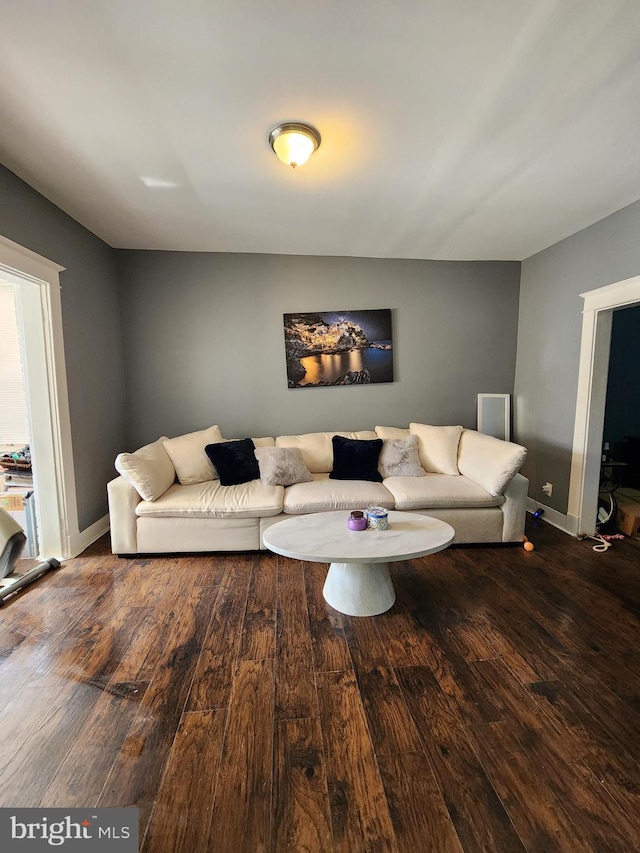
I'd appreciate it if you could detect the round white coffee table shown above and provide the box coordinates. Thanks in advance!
[262,510,454,617]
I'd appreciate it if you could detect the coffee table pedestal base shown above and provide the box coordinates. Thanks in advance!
[323,561,396,617]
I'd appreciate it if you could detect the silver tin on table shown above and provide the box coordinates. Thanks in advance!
[365,506,389,530]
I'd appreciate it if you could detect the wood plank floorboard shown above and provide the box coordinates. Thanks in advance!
[141,709,227,853]
[316,669,397,851]
[206,658,275,852]
[238,553,276,662]
[304,561,352,674]
[97,584,218,828]
[275,557,318,721]
[273,716,333,853]
[184,557,252,712]
[0,519,637,851]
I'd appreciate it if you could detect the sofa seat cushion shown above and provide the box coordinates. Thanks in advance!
[283,473,395,514]
[135,480,284,519]
[383,474,504,510]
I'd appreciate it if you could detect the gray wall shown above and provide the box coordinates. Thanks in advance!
[116,251,521,448]
[515,198,640,514]
[0,164,126,530]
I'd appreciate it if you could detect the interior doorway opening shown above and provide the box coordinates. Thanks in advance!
[0,280,39,557]
[602,304,640,490]
[568,275,640,536]
[0,235,76,560]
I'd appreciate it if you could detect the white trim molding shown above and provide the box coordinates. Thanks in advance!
[568,274,640,536]
[69,515,110,559]
[526,498,579,537]
[0,234,77,560]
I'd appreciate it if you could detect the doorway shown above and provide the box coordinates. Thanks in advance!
[568,274,640,536]
[0,235,76,559]
[0,281,38,556]
[602,304,640,490]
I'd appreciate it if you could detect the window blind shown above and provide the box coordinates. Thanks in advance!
[0,284,30,445]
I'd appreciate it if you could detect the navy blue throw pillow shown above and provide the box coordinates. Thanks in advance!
[205,438,259,486]
[329,435,383,482]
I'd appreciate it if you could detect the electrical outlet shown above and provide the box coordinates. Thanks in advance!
[541,482,553,497]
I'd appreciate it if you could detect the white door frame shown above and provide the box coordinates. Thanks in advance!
[568,274,640,535]
[0,234,77,559]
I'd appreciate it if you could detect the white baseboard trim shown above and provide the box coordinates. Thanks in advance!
[68,514,110,558]
[526,498,580,537]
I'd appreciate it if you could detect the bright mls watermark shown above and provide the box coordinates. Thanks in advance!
[0,808,138,850]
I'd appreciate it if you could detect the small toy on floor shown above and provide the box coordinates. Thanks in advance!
[523,535,534,552]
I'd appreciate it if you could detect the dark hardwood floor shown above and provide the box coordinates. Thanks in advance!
[0,518,638,851]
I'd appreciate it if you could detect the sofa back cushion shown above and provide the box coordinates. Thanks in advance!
[375,425,410,440]
[409,423,463,475]
[115,437,175,501]
[457,429,527,496]
[163,425,224,485]
[233,436,276,448]
[275,430,377,473]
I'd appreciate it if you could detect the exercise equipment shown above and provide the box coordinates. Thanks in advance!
[0,507,60,605]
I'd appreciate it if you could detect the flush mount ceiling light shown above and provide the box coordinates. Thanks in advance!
[268,121,321,169]
[139,176,181,189]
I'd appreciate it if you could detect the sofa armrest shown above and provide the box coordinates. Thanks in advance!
[107,476,140,554]
[500,473,528,542]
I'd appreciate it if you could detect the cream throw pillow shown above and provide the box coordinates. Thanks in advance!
[409,423,463,475]
[254,446,313,486]
[378,435,426,478]
[458,430,527,496]
[115,437,175,501]
[163,425,224,485]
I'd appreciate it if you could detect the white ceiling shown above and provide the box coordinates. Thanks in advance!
[2,0,640,261]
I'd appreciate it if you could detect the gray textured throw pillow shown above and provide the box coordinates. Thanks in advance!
[254,446,313,486]
[378,434,426,478]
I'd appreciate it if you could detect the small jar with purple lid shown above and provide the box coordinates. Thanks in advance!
[348,510,367,531]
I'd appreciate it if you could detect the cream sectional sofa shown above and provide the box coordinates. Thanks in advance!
[107,424,528,555]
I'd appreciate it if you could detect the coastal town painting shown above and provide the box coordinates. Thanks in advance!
[284,309,394,388]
